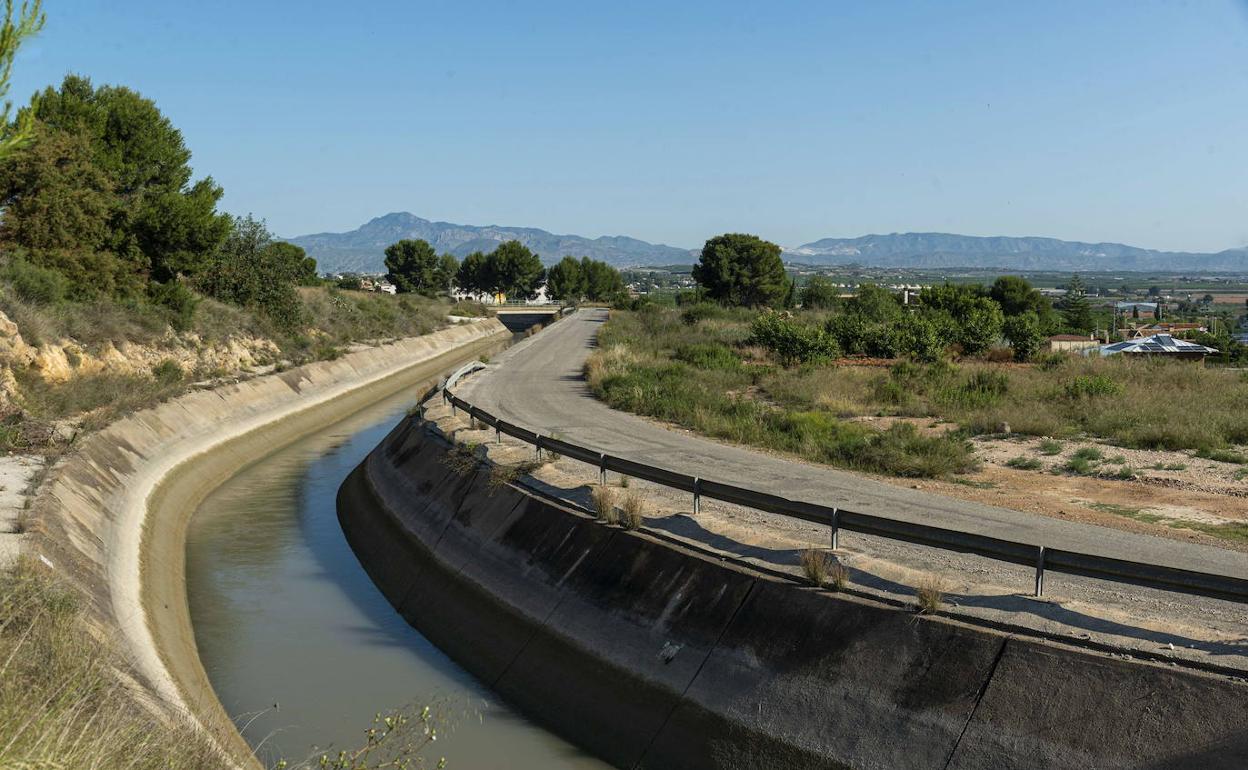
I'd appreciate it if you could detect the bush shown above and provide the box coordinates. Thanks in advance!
[590,484,616,521]
[1005,455,1042,470]
[1038,439,1063,455]
[149,280,199,331]
[151,359,183,384]
[674,343,740,371]
[680,302,722,325]
[4,257,68,305]
[751,312,839,365]
[1196,448,1248,465]
[1064,375,1123,399]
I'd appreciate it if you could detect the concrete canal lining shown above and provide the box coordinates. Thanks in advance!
[31,318,510,767]
[339,418,1248,770]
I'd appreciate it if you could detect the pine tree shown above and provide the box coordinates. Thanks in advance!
[1059,274,1094,333]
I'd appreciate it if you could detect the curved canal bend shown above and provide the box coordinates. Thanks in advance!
[185,384,609,768]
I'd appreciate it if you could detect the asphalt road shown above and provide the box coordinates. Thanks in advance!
[460,308,1248,580]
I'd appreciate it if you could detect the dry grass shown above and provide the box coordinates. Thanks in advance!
[0,559,221,770]
[590,484,616,523]
[915,575,947,614]
[827,561,849,592]
[440,440,480,476]
[488,460,541,493]
[618,491,646,530]
[799,548,830,585]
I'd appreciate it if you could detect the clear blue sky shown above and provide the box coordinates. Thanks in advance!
[14,1,1248,251]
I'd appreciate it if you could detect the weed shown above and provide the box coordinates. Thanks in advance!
[488,461,541,493]
[800,549,830,585]
[590,484,616,522]
[1151,462,1187,471]
[827,561,849,592]
[1005,455,1042,471]
[1113,465,1138,480]
[619,491,646,529]
[1072,446,1104,462]
[915,575,947,614]
[1196,448,1248,465]
[441,441,479,475]
[619,475,630,488]
[151,358,183,385]
[1106,454,1127,465]
[1064,374,1124,399]
[1038,439,1063,455]
[1062,455,1095,475]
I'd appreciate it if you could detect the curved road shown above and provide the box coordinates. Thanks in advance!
[461,308,1248,579]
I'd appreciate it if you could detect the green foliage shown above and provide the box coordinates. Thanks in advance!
[580,256,625,302]
[799,276,840,309]
[692,232,787,307]
[489,240,545,300]
[680,302,722,325]
[750,312,839,365]
[151,358,182,384]
[1038,438,1063,455]
[1006,455,1043,470]
[1072,446,1103,462]
[148,279,198,331]
[989,275,1055,327]
[1063,374,1123,399]
[0,0,44,161]
[1059,274,1094,333]
[1195,448,1248,465]
[1003,311,1045,361]
[383,238,454,295]
[195,215,305,330]
[455,250,489,295]
[674,343,741,370]
[545,255,584,301]
[3,255,66,304]
[844,283,903,322]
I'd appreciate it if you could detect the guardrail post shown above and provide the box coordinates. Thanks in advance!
[599,454,607,486]
[1034,546,1046,597]
[830,507,839,551]
[495,426,502,444]
[693,478,701,515]
[535,440,542,462]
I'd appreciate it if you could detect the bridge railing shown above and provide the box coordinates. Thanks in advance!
[431,363,1248,605]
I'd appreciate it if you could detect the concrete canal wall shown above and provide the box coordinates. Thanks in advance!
[339,419,1248,770]
[31,317,511,767]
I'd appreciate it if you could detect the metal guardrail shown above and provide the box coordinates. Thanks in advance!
[429,362,1248,605]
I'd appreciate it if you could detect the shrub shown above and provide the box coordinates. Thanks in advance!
[680,302,722,325]
[149,280,199,331]
[1196,448,1248,465]
[964,370,1009,398]
[750,312,839,365]
[1113,465,1138,480]
[1005,455,1042,470]
[1003,311,1045,362]
[674,343,740,371]
[4,257,68,305]
[1038,439,1063,455]
[619,491,645,529]
[1072,446,1103,462]
[151,359,183,385]
[799,549,830,585]
[1064,375,1124,399]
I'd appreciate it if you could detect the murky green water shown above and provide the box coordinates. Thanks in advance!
[186,387,609,768]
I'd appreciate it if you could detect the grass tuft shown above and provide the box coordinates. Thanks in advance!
[799,549,830,585]
[590,484,616,522]
[1005,455,1042,471]
[618,491,646,529]
[915,575,947,614]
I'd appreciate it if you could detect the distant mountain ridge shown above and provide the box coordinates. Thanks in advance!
[287,212,693,274]
[787,233,1248,272]
[288,214,1248,274]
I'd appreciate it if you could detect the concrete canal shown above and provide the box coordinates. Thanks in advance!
[185,385,609,768]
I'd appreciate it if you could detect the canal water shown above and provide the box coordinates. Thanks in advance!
[185,385,609,768]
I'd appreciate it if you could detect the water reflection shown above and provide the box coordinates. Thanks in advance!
[186,388,608,768]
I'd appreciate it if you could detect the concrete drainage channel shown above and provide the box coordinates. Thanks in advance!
[29,318,512,768]
[338,376,1248,769]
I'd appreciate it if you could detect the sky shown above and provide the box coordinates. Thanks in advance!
[12,1,1248,252]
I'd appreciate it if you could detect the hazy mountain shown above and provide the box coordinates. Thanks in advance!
[786,233,1248,272]
[288,212,693,274]
[291,216,1248,274]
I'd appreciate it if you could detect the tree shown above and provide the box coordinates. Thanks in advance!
[581,257,625,302]
[545,256,584,301]
[384,239,446,295]
[956,299,1005,356]
[1059,274,1094,333]
[989,275,1054,323]
[1003,311,1045,362]
[455,251,490,296]
[437,253,458,293]
[692,233,787,307]
[0,0,44,161]
[196,215,304,330]
[264,241,318,285]
[844,283,903,321]
[800,276,839,309]
[487,240,544,300]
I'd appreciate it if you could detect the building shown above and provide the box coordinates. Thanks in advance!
[1047,334,1100,353]
[1121,322,1205,340]
[1092,334,1218,361]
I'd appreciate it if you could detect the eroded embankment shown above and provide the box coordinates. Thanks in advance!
[338,418,1248,770]
[31,318,510,767]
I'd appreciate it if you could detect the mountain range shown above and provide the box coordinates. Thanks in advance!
[288,213,1248,274]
